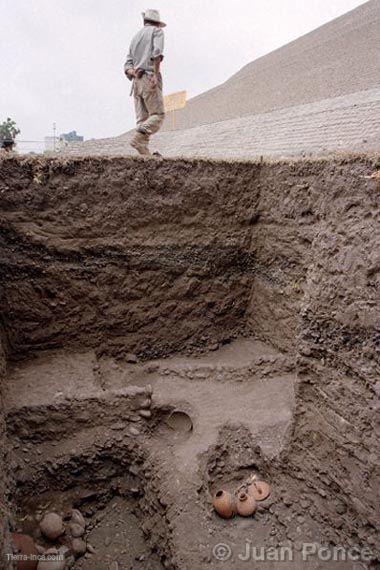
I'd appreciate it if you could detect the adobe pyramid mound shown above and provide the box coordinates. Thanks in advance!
[63,0,380,158]
[160,0,380,132]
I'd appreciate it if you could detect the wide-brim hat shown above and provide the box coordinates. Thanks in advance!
[142,9,166,27]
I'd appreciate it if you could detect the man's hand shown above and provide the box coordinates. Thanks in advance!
[125,68,136,78]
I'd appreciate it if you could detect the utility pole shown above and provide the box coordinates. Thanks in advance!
[53,122,56,151]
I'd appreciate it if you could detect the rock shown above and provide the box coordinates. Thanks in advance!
[139,409,151,418]
[282,495,292,506]
[72,538,87,557]
[139,398,151,409]
[65,556,75,569]
[37,548,65,570]
[125,353,138,363]
[71,509,86,528]
[129,426,140,436]
[335,502,347,514]
[39,513,64,540]
[74,489,98,506]
[104,535,112,547]
[11,533,38,569]
[70,523,85,538]
[111,422,127,430]
[109,562,119,570]
[87,544,96,554]
[129,414,141,422]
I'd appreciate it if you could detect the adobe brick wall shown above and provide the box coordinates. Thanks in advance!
[63,88,380,159]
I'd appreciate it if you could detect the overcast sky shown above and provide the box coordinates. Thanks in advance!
[0,0,368,148]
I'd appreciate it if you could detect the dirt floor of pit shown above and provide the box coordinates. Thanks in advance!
[5,337,295,569]
[6,338,295,463]
[5,338,376,569]
[15,491,164,569]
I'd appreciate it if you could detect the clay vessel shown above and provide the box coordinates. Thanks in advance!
[236,491,256,516]
[12,533,38,570]
[212,490,235,519]
[248,480,271,501]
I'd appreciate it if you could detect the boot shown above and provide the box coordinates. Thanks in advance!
[130,131,150,156]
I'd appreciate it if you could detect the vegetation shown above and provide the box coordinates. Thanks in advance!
[0,118,20,142]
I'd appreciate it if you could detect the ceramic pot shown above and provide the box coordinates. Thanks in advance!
[248,480,271,501]
[236,491,256,516]
[212,490,235,519]
[12,533,38,570]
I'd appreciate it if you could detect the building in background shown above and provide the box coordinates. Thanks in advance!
[59,130,84,143]
[44,131,84,153]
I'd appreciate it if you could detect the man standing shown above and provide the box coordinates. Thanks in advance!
[124,9,166,156]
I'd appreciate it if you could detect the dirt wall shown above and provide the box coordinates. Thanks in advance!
[0,327,11,568]
[0,157,259,359]
[289,166,380,547]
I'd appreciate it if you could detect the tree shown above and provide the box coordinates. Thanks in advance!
[0,118,20,151]
[0,117,20,140]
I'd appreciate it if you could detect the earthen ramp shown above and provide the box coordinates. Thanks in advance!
[0,154,379,569]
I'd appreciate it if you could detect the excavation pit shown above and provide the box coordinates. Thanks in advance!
[12,440,169,569]
[0,155,379,569]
